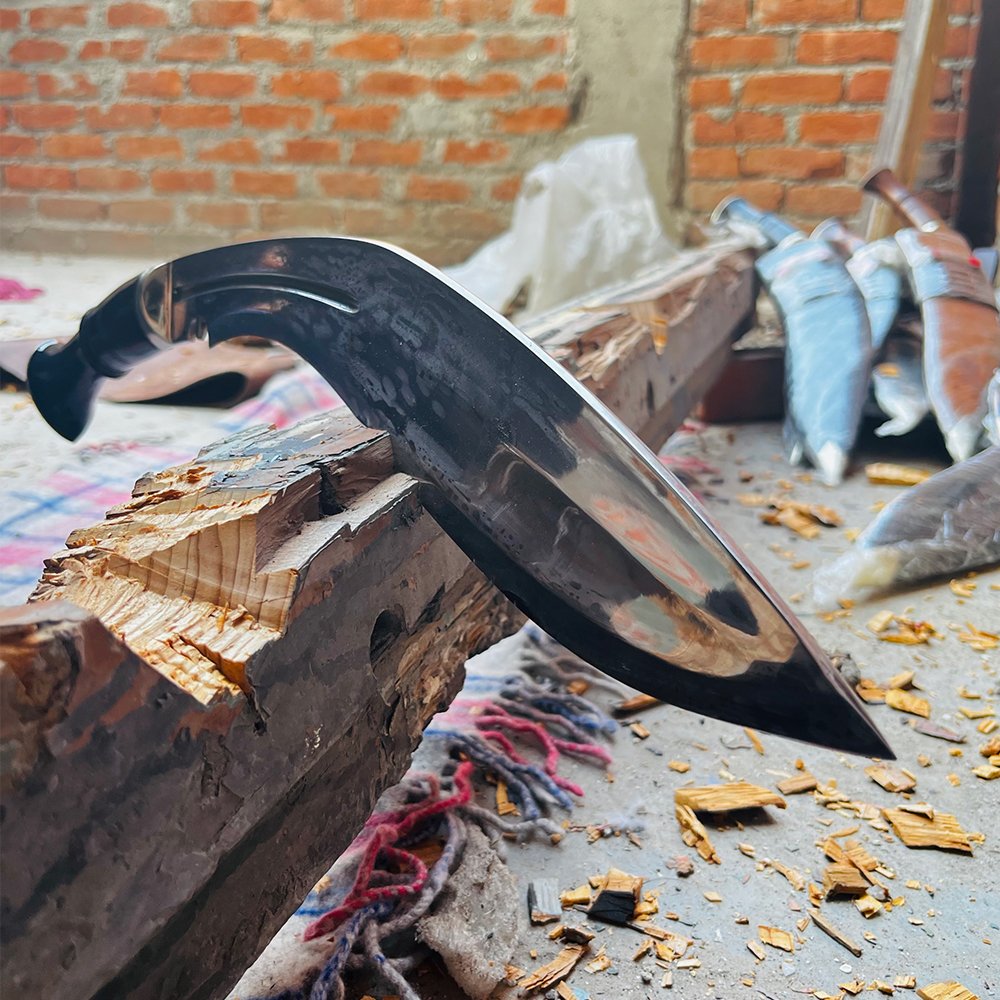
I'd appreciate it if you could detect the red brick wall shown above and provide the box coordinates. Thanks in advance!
[0,0,575,262]
[684,0,980,230]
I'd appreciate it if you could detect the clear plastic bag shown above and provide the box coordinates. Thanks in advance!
[444,135,675,318]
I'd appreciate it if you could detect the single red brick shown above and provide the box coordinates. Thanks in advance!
[533,71,567,92]
[29,5,89,29]
[687,178,785,212]
[324,103,399,131]
[156,35,229,61]
[784,183,862,216]
[742,71,842,105]
[41,134,108,159]
[0,8,21,28]
[358,71,428,96]
[197,137,261,163]
[741,147,844,179]
[11,103,77,129]
[442,0,512,24]
[692,0,747,32]
[4,164,72,189]
[491,176,521,201]
[406,175,471,202]
[76,165,143,190]
[79,39,147,60]
[36,72,98,98]
[191,0,257,26]
[357,0,432,16]
[107,2,168,27]
[688,146,739,179]
[189,70,257,98]
[351,139,422,166]
[259,200,342,229]
[797,29,897,64]
[688,76,732,108]
[845,67,891,102]
[123,69,183,98]
[434,72,520,99]
[151,168,215,193]
[9,39,67,62]
[690,34,783,69]
[0,134,39,157]
[0,70,32,98]
[115,135,184,159]
[269,0,345,20]
[160,105,233,128]
[407,32,474,57]
[756,0,855,24]
[188,202,252,228]
[271,70,342,100]
[38,196,107,220]
[85,103,155,130]
[494,104,569,133]
[735,111,786,142]
[860,0,904,17]
[236,35,313,62]
[108,199,174,224]
[799,110,881,143]
[444,139,510,165]
[232,170,297,197]
[329,32,404,59]
[277,138,342,163]
[317,170,381,199]
[242,103,314,129]
[532,0,565,12]
[485,34,564,59]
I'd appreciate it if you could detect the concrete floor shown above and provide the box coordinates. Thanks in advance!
[1,251,996,998]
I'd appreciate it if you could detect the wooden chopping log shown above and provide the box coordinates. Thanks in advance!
[0,242,754,1000]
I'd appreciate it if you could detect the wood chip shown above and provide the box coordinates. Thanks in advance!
[777,772,818,795]
[868,613,939,645]
[894,976,917,989]
[911,719,965,743]
[760,497,842,538]
[841,981,866,995]
[886,669,915,689]
[746,940,766,961]
[674,803,720,864]
[959,705,995,720]
[676,958,701,970]
[916,984,981,1000]
[822,862,871,898]
[956,625,999,652]
[873,982,896,995]
[854,893,883,918]
[738,842,756,857]
[865,462,931,486]
[614,693,660,715]
[744,727,765,754]
[584,949,612,974]
[885,688,931,717]
[766,858,805,891]
[560,884,592,908]
[562,925,596,945]
[758,925,794,952]
[630,721,651,739]
[703,891,722,903]
[865,763,917,793]
[632,938,654,961]
[972,764,1000,780]
[518,943,588,992]
[529,879,561,924]
[884,807,973,854]
[674,782,786,813]
[496,779,520,816]
[667,760,690,773]
[978,718,998,734]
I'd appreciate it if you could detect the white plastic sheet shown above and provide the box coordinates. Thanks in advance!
[445,135,675,318]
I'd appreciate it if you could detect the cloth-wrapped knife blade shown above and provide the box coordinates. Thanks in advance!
[26,237,891,757]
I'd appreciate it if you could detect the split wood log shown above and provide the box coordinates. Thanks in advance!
[0,242,754,1000]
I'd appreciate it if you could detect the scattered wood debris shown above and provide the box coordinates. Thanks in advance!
[854,893,883,918]
[979,736,1000,758]
[765,858,805,891]
[667,759,690,773]
[865,763,917,793]
[916,984,981,1000]
[867,611,940,645]
[865,463,931,486]
[956,625,999,652]
[884,807,973,854]
[778,772,818,795]
[856,678,887,704]
[841,980,866,995]
[504,963,526,985]
[584,948,612,974]
[758,925,794,952]
[555,981,580,1000]
[978,718,998,735]
[885,688,931,718]
[529,879,562,925]
[873,981,896,995]
[518,943,588,992]
[588,868,642,925]
[760,498,842,538]
[632,938,653,961]
[674,804,720,864]
[675,782,786,813]
[614,693,660,715]
[959,705,995,720]
[822,863,871,898]
[894,976,917,989]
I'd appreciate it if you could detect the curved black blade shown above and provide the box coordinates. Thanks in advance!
[32,237,893,758]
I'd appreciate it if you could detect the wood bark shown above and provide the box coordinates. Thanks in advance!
[0,243,754,1000]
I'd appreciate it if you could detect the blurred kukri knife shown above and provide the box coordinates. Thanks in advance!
[26,237,892,757]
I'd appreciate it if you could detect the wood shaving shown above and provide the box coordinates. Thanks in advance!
[744,727,765,754]
[884,807,973,854]
[885,688,931,718]
[675,803,720,864]
[958,705,995,720]
[758,924,794,952]
[956,625,999,652]
[765,858,805,891]
[854,893,883,918]
[674,782,786,813]
[865,763,917,793]
[518,944,588,992]
[583,948,612,974]
[865,462,931,486]
[778,772,818,795]
[760,498,842,538]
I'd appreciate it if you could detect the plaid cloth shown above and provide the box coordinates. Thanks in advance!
[0,365,341,605]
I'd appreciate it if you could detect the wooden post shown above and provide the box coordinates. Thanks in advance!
[0,243,754,1000]
[860,0,949,241]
